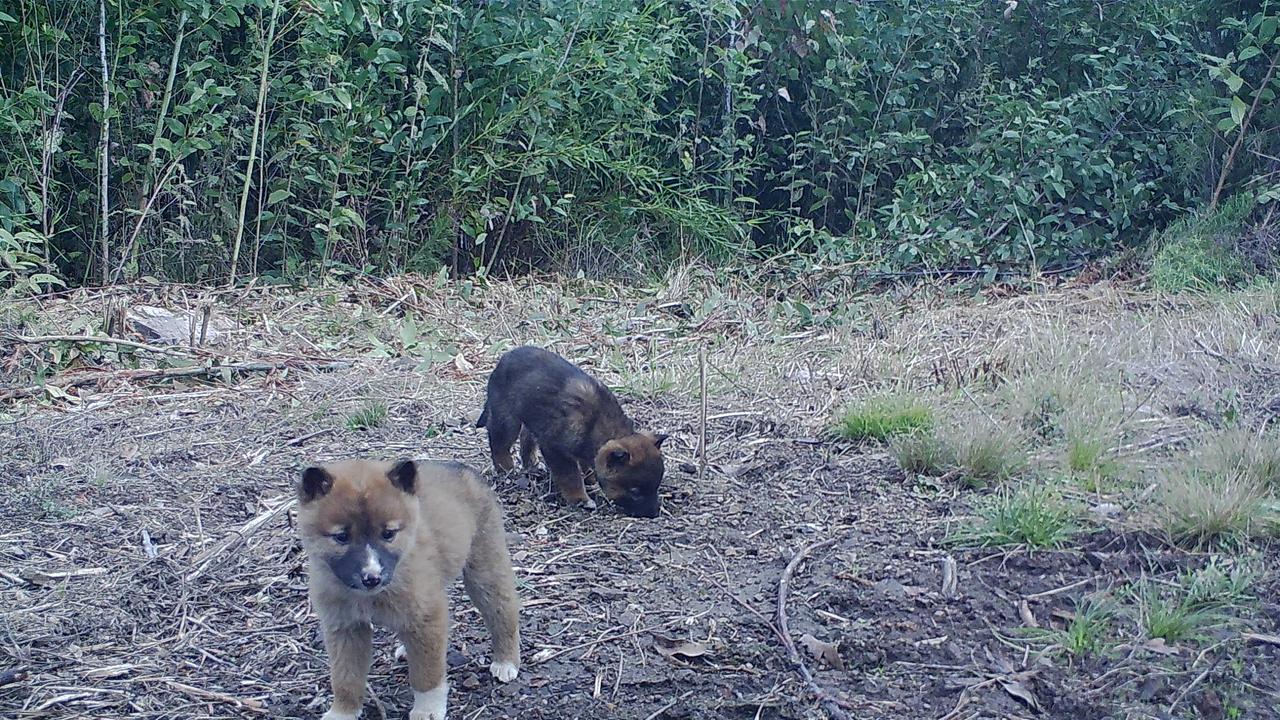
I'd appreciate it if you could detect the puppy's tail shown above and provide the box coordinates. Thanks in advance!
[476,401,489,428]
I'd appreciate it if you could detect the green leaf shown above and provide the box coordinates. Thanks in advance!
[1238,46,1261,62]
[1230,95,1247,126]
[1226,73,1244,92]
[0,11,17,23]
[1259,18,1278,44]
[267,189,292,205]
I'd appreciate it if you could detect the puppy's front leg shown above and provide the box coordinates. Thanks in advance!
[320,621,372,720]
[398,599,450,720]
[542,449,594,509]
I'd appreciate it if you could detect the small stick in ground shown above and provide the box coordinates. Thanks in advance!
[698,341,708,485]
[165,680,266,713]
[777,537,853,720]
[1167,658,1220,717]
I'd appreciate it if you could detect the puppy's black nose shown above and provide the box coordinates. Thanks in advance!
[361,573,382,589]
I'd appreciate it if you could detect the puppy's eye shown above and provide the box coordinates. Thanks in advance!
[381,528,398,542]
[332,531,350,544]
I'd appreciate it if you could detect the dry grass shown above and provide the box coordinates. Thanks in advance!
[1158,429,1280,547]
[889,430,955,476]
[946,421,1028,487]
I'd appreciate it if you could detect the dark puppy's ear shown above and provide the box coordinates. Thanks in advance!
[388,459,417,494]
[299,466,333,503]
[651,432,670,448]
[607,448,630,468]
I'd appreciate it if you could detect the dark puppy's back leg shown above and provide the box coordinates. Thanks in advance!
[541,447,594,509]
[485,409,521,473]
[518,427,538,468]
[462,511,521,681]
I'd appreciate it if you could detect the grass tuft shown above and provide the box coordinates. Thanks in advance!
[1199,428,1280,491]
[346,401,389,431]
[1057,595,1117,657]
[1022,594,1115,658]
[1133,560,1256,643]
[1159,469,1268,547]
[949,483,1078,549]
[950,424,1027,486]
[890,430,955,476]
[835,396,932,441]
[1158,430,1280,547]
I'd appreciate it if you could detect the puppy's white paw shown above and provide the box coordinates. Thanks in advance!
[489,660,519,683]
[393,643,407,662]
[321,708,359,720]
[408,683,448,720]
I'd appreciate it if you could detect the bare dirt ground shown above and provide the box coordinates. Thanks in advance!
[2,270,1278,719]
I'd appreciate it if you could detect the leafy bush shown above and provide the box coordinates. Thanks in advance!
[0,1,1277,286]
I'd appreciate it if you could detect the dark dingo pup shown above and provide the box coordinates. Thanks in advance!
[477,346,668,518]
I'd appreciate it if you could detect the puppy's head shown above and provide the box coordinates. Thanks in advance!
[594,432,668,518]
[295,459,420,594]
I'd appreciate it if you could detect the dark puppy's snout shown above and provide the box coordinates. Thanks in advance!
[618,495,661,518]
[361,572,382,589]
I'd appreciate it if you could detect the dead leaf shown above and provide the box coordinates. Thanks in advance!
[1141,638,1180,656]
[999,679,1041,711]
[653,635,710,662]
[799,633,845,671]
[777,87,792,102]
[453,353,474,374]
[940,555,958,597]
[1019,599,1039,628]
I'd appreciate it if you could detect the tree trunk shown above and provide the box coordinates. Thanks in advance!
[98,0,111,285]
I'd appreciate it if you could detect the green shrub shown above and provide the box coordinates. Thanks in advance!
[0,1,1274,284]
[1152,195,1260,293]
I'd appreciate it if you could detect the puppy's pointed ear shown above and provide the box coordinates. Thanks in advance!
[607,448,631,468]
[388,459,417,494]
[650,432,670,448]
[299,466,333,503]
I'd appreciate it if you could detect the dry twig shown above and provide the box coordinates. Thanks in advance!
[776,537,853,720]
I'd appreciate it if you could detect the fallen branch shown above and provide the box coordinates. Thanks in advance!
[777,537,853,720]
[165,680,266,713]
[4,333,192,357]
[186,496,298,582]
[0,359,351,403]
